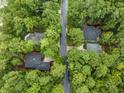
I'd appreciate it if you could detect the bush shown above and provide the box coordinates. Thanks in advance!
[67,49,124,93]
[67,28,84,46]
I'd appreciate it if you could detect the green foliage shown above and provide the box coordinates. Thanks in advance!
[51,84,64,93]
[0,0,124,93]
[10,58,22,66]
[24,62,65,93]
[68,1,124,92]
[26,83,41,93]
[0,38,34,55]
[82,65,91,76]
[0,0,65,92]
[117,61,124,70]
[0,71,28,93]
[40,26,60,58]
[86,77,95,88]
[42,1,61,27]
[68,0,122,29]
[71,72,86,86]
[67,49,124,93]
[0,59,11,78]
[95,64,108,78]
[68,0,84,28]
[50,62,66,79]
[0,61,65,93]
[1,0,60,37]
[76,85,90,93]
[67,28,84,46]
[1,0,44,36]
[100,32,113,44]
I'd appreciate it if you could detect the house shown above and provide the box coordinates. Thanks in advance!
[83,25,102,53]
[83,25,101,42]
[24,52,52,71]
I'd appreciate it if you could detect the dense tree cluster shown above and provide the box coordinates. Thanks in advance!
[67,49,123,93]
[68,0,124,93]
[0,0,124,93]
[0,0,65,93]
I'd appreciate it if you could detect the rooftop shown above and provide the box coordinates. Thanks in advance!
[83,25,101,42]
[24,52,51,71]
[86,43,102,53]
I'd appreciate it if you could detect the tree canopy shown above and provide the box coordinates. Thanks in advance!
[67,0,124,93]
[0,0,65,93]
[0,0,124,93]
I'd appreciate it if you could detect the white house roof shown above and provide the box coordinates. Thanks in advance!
[86,43,102,53]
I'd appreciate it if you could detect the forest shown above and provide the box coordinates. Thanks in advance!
[0,0,124,93]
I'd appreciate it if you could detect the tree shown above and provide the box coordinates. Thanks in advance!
[67,28,84,46]
[68,1,124,92]
[67,49,124,93]
[0,71,28,93]
[0,0,65,92]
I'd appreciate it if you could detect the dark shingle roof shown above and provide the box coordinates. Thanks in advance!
[84,25,101,42]
[24,52,51,71]
[36,62,51,71]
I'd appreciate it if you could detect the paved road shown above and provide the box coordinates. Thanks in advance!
[64,66,70,93]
